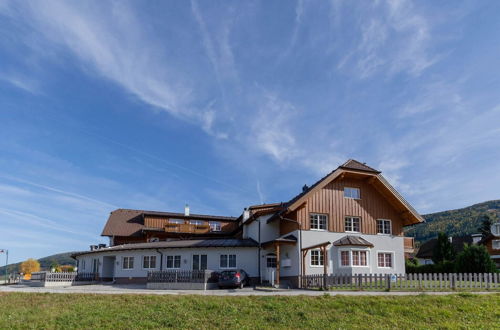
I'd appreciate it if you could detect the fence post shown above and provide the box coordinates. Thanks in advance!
[386,274,391,291]
[358,273,362,290]
[450,273,455,290]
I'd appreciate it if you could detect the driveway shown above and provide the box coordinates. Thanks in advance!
[0,284,497,296]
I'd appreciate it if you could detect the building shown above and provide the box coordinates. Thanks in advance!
[73,159,422,286]
[478,222,500,269]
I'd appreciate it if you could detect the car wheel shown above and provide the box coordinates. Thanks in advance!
[239,281,244,289]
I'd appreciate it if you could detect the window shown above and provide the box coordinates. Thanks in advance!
[143,256,156,269]
[377,219,392,235]
[169,219,184,224]
[190,220,204,226]
[122,257,134,269]
[345,216,361,232]
[493,240,500,250]
[492,223,500,236]
[310,213,328,230]
[220,254,236,268]
[310,249,324,266]
[81,260,86,270]
[378,252,393,268]
[340,251,350,267]
[166,255,181,269]
[209,221,221,232]
[344,187,360,199]
[192,254,208,270]
[352,251,368,266]
[266,254,277,268]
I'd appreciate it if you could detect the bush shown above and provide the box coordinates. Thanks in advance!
[454,244,497,273]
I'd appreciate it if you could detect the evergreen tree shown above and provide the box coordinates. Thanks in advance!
[432,232,455,264]
[455,244,497,273]
[478,214,493,239]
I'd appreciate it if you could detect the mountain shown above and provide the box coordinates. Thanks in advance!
[405,200,500,244]
[0,252,77,275]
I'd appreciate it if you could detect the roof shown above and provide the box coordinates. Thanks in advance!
[332,235,374,247]
[267,159,423,226]
[262,234,297,246]
[101,209,238,237]
[415,235,473,259]
[339,159,381,174]
[72,238,258,257]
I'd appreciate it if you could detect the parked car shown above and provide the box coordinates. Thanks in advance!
[218,269,249,289]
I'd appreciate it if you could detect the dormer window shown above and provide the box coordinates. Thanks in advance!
[344,187,360,199]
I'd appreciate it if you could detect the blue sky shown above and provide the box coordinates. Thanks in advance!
[1,0,500,263]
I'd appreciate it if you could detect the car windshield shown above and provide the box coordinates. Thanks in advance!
[221,271,237,276]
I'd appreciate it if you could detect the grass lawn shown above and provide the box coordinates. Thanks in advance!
[0,292,499,329]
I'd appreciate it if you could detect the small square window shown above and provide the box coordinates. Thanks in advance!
[344,187,360,199]
[378,253,393,268]
[310,214,328,230]
[310,249,324,266]
[220,254,236,268]
[493,240,500,250]
[210,221,221,232]
[123,256,134,269]
[166,255,181,269]
[377,219,392,235]
[345,216,361,233]
[340,251,350,266]
[143,256,156,269]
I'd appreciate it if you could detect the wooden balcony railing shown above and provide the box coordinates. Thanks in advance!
[164,223,211,234]
[404,237,415,252]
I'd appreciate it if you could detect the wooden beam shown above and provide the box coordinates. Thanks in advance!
[322,246,328,276]
[302,241,331,251]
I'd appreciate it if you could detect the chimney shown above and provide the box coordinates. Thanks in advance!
[471,234,482,245]
[243,208,250,222]
[90,245,98,251]
[184,204,190,216]
[302,184,309,192]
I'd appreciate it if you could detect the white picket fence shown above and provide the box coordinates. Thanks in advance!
[300,273,500,291]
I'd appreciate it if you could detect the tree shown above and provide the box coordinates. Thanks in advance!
[478,214,493,239]
[19,258,40,275]
[455,244,497,273]
[432,232,455,264]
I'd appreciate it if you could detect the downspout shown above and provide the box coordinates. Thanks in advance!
[258,218,262,284]
[156,249,164,271]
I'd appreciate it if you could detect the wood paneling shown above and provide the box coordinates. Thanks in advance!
[286,177,405,236]
[144,216,237,233]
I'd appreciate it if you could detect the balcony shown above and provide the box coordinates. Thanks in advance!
[164,222,211,234]
[404,237,415,253]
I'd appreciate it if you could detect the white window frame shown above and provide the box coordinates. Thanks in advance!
[165,255,181,269]
[310,249,324,267]
[142,255,157,269]
[122,256,134,270]
[345,216,361,233]
[190,220,204,226]
[220,254,237,269]
[492,223,500,236]
[492,240,500,250]
[376,219,392,235]
[338,248,370,268]
[310,213,328,231]
[344,187,360,199]
[209,221,222,232]
[377,251,395,269]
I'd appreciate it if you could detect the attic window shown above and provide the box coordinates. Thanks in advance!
[344,187,360,199]
[492,223,500,236]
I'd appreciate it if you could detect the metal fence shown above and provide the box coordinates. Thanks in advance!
[30,272,99,283]
[147,270,216,283]
[300,273,500,291]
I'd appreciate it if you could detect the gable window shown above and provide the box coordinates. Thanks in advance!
[492,223,500,236]
[220,254,236,268]
[378,252,393,268]
[493,240,500,250]
[377,219,392,235]
[340,251,350,267]
[166,255,181,269]
[344,187,360,199]
[209,221,222,232]
[345,216,361,233]
[143,256,157,269]
[122,256,134,270]
[310,213,328,231]
[310,249,324,267]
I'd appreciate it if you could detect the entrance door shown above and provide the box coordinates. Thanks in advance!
[264,253,277,283]
[101,256,116,281]
[192,254,207,271]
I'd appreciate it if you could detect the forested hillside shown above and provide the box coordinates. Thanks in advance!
[0,252,77,275]
[405,200,500,244]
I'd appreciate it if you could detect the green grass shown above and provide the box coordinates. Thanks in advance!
[0,293,499,329]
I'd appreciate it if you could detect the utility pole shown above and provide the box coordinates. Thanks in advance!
[0,249,7,284]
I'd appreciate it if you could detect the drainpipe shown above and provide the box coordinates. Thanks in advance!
[156,249,164,271]
[258,218,261,284]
